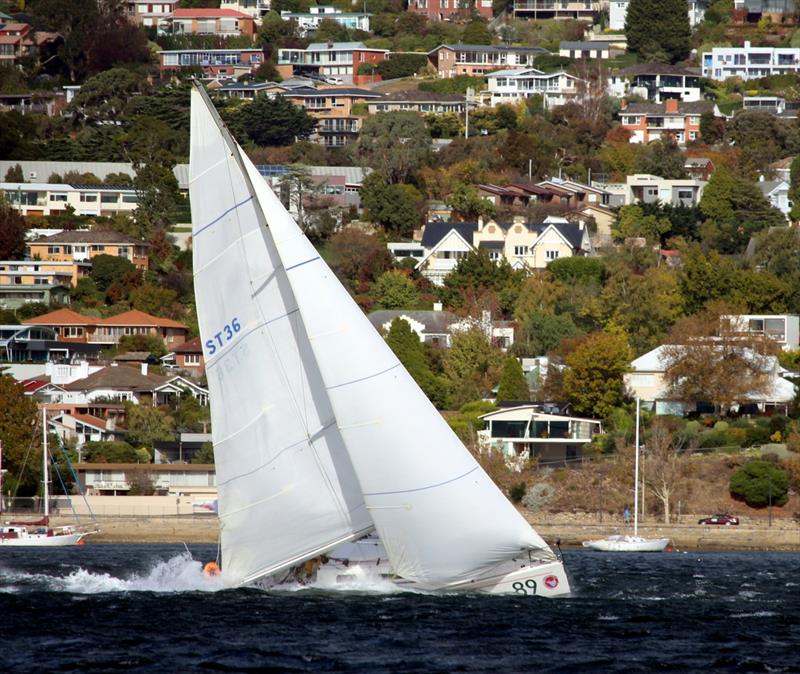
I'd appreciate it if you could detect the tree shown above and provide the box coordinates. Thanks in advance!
[133,161,183,236]
[192,442,215,464]
[385,318,448,408]
[511,310,577,358]
[440,249,519,314]
[730,460,790,507]
[562,331,633,419]
[82,440,140,463]
[372,270,419,309]
[376,53,427,79]
[625,0,690,62]
[0,375,40,495]
[634,138,687,179]
[644,418,691,523]
[360,171,425,238]
[446,182,496,221]
[496,356,530,402]
[356,111,431,183]
[90,254,137,292]
[30,0,99,81]
[4,163,23,182]
[125,404,175,450]
[444,328,502,408]
[258,11,300,46]
[547,257,605,286]
[328,228,394,285]
[660,305,781,414]
[0,196,27,260]
[173,392,210,434]
[614,205,672,243]
[234,95,316,146]
[70,68,146,124]
[462,19,493,45]
[130,284,179,317]
[84,7,151,74]
[117,333,167,358]
[699,111,725,145]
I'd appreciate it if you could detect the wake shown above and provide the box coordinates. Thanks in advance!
[0,552,225,594]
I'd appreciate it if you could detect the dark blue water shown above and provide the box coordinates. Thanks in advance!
[0,545,797,673]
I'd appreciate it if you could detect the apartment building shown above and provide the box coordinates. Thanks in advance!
[513,0,601,21]
[158,48,264,77]
[702,42,800,81]
[618,99,715,145]
[282,86,381,147]
[0,260,91,287]
[484,68,583,108]
[159,8,256,37]
[607,63,703,103]
[220,0,271,20]
[280,7,371,35]
[724,314,800,350]
[602,174,707,208]
[408,0,493,20]
[125,1,179,27]
[277,42,388,85]
[427,44,549,78]
[0,182,139,218]
[28,231,149,271]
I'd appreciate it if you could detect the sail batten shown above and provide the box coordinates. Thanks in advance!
[190,85,373,586]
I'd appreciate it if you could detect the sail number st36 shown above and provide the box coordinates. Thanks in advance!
[206,317,241,355]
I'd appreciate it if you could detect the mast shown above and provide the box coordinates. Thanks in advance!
[42,408,49,523]
[633,397,640,537]
[0,439,3,518]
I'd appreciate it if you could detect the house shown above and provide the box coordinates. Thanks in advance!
[768,156,793,182]
[254,164,368,214]
[483,68,584,108]
[478,405,602,467]
[559,41,611,60]
[684,157,715,182]
[281,86,381,147]
[159,8,256,37]
[0,91,67,116]
[0,324,103,363]
[75,463,216,496]
[427,44,549,79]
[158,48,264,77]
[125,0,179,27]
[0,159,181,186]
[757,179,791,218]
[220,0,271,20]
[277,42,388,85]
[609,0,708,30]
[734,0,795,22]
[618,99,716,145]
[616,174,707,207]
[49,405,126,453]
[280,8,371,35]
[408,0,493,20]
[0,280,71,310]
[27,230,149,271]
[213,80,284,100]
[23,308,189,347]
[723,314,800,350]
[513,0,601,21]
[153,433,213,464]
[167,336,205,376]
[625,343,796,415]
[367,91,466,115]
[0,183,139,218]
[59,363,208,406]
[607,63,703,103]
[0,260,91,287]
[702,42,800,81]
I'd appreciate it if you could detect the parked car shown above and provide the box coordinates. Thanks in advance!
[698,514,739,525]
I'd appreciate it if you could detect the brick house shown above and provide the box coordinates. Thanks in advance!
[159,8,256,37]
[618,99,716,145]
[408,0,493,21]
[27,230,149,271]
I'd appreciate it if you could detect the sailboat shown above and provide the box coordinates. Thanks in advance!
[0,409,97,546]
[189,83,570,596]
[582,398,670,552]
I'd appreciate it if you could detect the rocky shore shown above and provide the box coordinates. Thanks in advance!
[54,511,800,551]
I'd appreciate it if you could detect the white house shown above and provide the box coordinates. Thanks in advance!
[723,314,800,351]
[607,64,702,104]
[220,0,270,20]
[702,42,800,81]
[280,7,370,35]
[484,68,583,108]
[601,174,707,208]
[0,182,138,217]
[559,41,610,60]
[757,179,791,218]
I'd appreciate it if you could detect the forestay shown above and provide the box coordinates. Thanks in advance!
[239,152,552,587]
[189,86,373,586]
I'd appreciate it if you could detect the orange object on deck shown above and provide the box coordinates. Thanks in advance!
[203,561,221,577]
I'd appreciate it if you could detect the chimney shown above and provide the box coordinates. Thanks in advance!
[477,216,484,230]
[141,362,148,376]
[664,98,679,113]
[433,302,443,312]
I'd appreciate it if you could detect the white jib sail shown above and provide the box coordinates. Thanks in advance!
[235,149,552,588]
[190,86,373,586]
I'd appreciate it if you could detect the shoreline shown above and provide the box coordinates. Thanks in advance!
[51,512,800,552]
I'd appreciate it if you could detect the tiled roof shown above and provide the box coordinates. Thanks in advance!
[560,41,608,50]
[615,63,698,77]
[623,100,713,115]
[171,8,251,18]
[34,230,145,245]
[21,377,51,394]
[70,412,108,430]
[23,307,94,325]
[420,221,478,248]
[62,366,168,392]
[96,310,187,329]
[173,336,202,354]
[368,310,460,335]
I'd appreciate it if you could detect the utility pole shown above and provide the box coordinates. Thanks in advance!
[768,475,773,527]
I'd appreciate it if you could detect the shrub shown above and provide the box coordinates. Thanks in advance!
[521,483,555,511]
[729,460,790,507]
[509,482,527,503]
[713,420,729,432]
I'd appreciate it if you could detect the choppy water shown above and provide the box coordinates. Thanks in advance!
[0,545,797,673]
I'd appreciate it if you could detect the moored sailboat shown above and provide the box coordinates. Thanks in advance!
[189,83,570,596]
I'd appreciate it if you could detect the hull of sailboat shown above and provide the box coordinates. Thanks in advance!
[582,536,670,552]
[0,532,86,547]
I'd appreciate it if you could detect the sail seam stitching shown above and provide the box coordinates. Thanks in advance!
[327,362,401,390]
[194,195,254,237]
[285,256,321,271]
[363,465,480,497]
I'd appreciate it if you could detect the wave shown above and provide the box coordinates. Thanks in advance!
[0,553,225,594]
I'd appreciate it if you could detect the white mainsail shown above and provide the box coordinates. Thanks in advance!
[231,133,553,586]
[190,87,373,586]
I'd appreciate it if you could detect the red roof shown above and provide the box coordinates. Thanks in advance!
[21,377,51,394]
[23,308,95,326]
[173,336,202,354]
[95,310,187,330]
[70,413,108,430]
[171,8,252,18]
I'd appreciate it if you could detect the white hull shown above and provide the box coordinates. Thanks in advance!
[582,535,670,552]
[0,531,87,547]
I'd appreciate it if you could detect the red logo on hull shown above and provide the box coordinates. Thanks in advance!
[544,575,559,589]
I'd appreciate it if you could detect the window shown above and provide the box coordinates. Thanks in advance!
[92,245,105,252]
[101,193,118,204]
[184,354,200,365]
[513,245,529,256]
[47,246,60,254]
[117,247,130,258]
[677,189,693,201]
[49,193,67,202]
[64,326,84,338]
[80,193,98,202]
[546,250,559,260]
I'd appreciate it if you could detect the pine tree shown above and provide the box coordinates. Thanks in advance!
[496,356,530,403]
[625,0,691,63]
[386,318,448,408]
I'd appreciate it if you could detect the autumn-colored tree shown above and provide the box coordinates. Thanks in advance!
[328,228,393,286]
[562,331,633,419]
[444,328,503,408]
[496,356,530,403]
[0,375,40,495]
[660,303,781,414]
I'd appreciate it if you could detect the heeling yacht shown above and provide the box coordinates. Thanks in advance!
[189,82,570,596]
